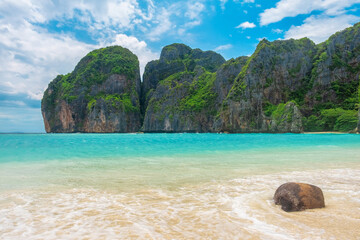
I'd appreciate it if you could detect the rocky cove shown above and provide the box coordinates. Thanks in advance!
[42,23,360,133]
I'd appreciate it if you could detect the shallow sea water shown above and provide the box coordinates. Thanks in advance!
[0,133,359,239]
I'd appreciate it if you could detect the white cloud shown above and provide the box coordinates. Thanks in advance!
[0,20,93,100]
[146,7,173,41]
[220,0,228,10]
[233,0,255,3]
[272,28,284,34]
[214,44,233,51]
[0,22,157,101]
[256,37,267,41]
[155,1,206,39]
[186,2,205,19]
[260,0,360,26]
[0,0,161,101]
[0,0,152,32]
[0,0,210,104]
[0,107,44,132]
[0,0,212,131]
[285,14,360,43]
[1,101,26,107]
[110,34,159,76]
[236,21,256,29]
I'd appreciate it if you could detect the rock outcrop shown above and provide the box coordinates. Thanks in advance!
[358,108,360,133]
[301,23,360,132]
[42,23,360,133]
[274,182,325,212]
[217,38,315,133]
[141,44,226,132]
[141,43,225,115]
[42,46,141,133]
[142,39,312,133]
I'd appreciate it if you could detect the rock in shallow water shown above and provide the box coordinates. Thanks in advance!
[274,182,325,212]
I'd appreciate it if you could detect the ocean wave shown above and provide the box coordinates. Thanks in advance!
[1,168,360,239]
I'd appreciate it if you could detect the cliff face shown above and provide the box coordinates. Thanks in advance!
[142,44,226,132]
[41,46,141,133]
[358,108,360,133]
[308,24,360,108]
[141,39,310,133]
[301,23,360,132]
[141,43,225,115]
[216,38,314,133]
[42,23,360,133]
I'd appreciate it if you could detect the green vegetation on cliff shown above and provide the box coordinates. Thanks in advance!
[304,108,358,132]
[141,44,225,112]
[43,46,139,106]
[150,69,217,114]
[87,93,139,113]
[180,71,217,112]
[41,46,141,133]
[43,23,360,133]
[76,46,139,86]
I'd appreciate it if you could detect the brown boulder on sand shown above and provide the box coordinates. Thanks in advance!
[274,182,325,212]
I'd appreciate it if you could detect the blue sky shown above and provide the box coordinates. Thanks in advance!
[0,0,360,132]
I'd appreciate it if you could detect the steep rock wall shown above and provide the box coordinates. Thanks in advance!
[41,46,141,133]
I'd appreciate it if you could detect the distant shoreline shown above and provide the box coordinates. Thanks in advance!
[1,131,358,134]
[303,131,356,134]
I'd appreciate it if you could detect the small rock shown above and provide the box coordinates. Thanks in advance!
[274,182,325,212]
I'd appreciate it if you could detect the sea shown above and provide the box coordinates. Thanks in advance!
[0,133,359,239]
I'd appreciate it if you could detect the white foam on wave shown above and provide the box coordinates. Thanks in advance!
[1,168,360,239]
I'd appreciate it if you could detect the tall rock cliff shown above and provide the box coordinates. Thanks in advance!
[217,38,315,133]
[302,23,360,132]
[42,23,360,133]
[141,44,226,132]
[41,46,142,133]
[358,107,360,133]
[141,44,226,114]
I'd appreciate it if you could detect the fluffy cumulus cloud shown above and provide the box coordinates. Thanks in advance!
[272,28,284,34]
[214,44,233,51]
[260,0,360,44]
[0,0,209,101]
[220,0,255,10]
[110,34,158,75]
[285,14,360,43]
[177,1,207,36]
[147,7,173,41]
[0,21,93,100]
[220,0,228,10]
[260,0,360,26]
[0,0,212,131]
[0,0,159,101]
[0,0,165,132]
[236,21,256,29]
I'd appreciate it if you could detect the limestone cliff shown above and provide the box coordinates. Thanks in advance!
[42,23,360,133]
[216,38,314,133]
[41,46,141,133]
[141,43,225,115]
[302,23,360,132]
[358,108,360,133]
[142,67,218,132]
[141,39,310,133]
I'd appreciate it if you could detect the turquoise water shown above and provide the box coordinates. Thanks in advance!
[1,133,360,239]
[1,133,360,162]
[1,133,360,190]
